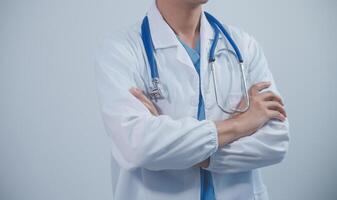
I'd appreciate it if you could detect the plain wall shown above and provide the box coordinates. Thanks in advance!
[1,0,336,199]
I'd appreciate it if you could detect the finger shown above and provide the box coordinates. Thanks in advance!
[143,102,159,116]
[249,82,271,96]
[130,88,153,106]
[267,110,286,122]
[259,91,284,105]
[130,88,151,108]
[129,87,142,98]
[265,101,287,117]
[129,88,159,116]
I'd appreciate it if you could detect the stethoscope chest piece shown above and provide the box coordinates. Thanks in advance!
[148,78,168,102]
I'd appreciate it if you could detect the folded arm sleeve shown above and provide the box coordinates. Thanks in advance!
[95,33,218,171]
[205,32,290,173]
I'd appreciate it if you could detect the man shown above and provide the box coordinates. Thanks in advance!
[95,0,290,199]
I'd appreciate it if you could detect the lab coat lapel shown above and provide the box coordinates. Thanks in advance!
[175,43,196,69]
[199,10,215,95]
[146,2,177,49]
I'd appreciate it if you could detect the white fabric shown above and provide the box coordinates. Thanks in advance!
[95,2,289,200]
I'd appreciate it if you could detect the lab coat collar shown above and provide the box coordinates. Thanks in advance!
[146,2,178,49]
[146,1,218,50]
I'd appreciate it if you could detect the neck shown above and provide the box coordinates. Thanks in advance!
[156,0,202,48]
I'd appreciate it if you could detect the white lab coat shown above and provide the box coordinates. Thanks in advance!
[95,2,289,200]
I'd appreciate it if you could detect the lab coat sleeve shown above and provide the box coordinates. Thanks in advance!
[204,31,290,173]
[95,33,218,171]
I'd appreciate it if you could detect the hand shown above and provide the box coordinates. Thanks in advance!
[232,81,287,137]
[216,82,287,147]
[129,87,159,116]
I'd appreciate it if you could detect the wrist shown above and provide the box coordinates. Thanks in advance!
[232,113,258,138]
[215,118,240,147]
[231,114,245,137]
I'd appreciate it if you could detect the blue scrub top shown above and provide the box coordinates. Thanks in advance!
[177,36,215,200]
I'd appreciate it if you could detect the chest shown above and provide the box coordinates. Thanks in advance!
[138,39,249,121]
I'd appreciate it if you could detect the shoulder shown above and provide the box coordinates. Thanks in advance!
[95,22,144,72]
[96,22,143,58]
[226,25,262,55]
[222,24,266,68]
[225,25,253,43]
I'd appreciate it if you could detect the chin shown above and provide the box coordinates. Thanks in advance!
[187,0,209,5]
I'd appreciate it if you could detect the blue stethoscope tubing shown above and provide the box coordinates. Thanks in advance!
[141,12,250,113]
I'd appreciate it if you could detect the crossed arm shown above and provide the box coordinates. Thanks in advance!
[129,81,287,168]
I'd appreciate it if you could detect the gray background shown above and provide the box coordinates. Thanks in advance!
[1,0,336,199]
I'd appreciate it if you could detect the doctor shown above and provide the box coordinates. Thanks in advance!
[95,0,290,199]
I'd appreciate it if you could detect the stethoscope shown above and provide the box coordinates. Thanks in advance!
[141,12,250,114]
